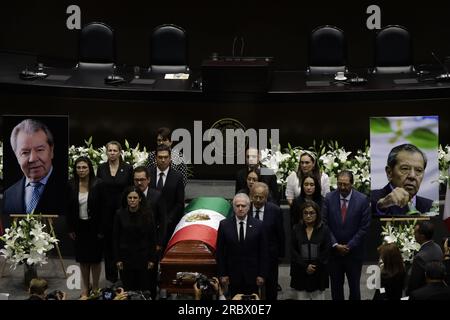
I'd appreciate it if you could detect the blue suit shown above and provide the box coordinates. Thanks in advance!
[216,215,269,297]
[322,189,371,300]
[251,202,285,300]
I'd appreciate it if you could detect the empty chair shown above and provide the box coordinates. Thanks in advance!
[373,25,414,74]
[307,25,347,75]
[78,22,115,70]
[150,24,189,74]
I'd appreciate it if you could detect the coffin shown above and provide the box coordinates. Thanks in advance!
[160,197,231,295]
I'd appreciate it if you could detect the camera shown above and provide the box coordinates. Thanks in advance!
[196,274,211,291]
[46,290,63,300]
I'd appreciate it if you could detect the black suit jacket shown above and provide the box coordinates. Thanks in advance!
[96,162,133,232]
[409,282,450,300]
[407,241,444,294]
[251,202,285,260]
[371,184,433,215]
[149,167,185,230]
[113,207,156,270]
[66,178,104,234]
[3,172,65,215]
[235,166,280,204]
[216,215,269,285]
[145,188,167,247]
[322,189,371,259]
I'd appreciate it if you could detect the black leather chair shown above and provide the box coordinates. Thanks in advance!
[78,22,115,70]
[307,25,347,75]
[373,25,414,74]
[150,24,189,74]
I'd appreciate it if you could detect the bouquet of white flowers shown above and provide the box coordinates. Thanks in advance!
[0,214,59,269]
[121,139,149,168]
[381,221,420,263]
[68,137,105,178]
[260,144,301,185]
[438,144,450,186]
[318,141,352,190]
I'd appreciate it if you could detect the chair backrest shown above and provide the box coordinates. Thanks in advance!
[308,25,347,75]
[79,22,115,64]
[374,25,414,74]
[150,24,188,73]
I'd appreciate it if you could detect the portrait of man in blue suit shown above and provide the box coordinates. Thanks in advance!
[3,117,66,216]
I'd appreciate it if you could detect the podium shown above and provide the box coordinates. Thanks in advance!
[202,57,273,93]
[0,214,67,278]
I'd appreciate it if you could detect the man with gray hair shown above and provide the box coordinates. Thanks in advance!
[216,193,269,298]
[4,118,62,215]
[371,143,433,215]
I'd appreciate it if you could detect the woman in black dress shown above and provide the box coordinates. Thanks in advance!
[67,156,103,297]
[114,186,157,291]
[237,168,276,203]
[97,141,133,282]
[290,172,324,227]
[373,243,406,300]
[290,200,330,300]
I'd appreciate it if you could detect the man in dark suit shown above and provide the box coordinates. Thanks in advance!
[235,147,279,204]
[371,143,433,215]
[409,261,450,300]
[249,182,285,300]
[149,144,185,247]
[322,170,371,300]
[3,119,64,215]
[216,193,269,298]
[407,221,443,294]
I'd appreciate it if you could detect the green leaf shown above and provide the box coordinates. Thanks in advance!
[370,118,393,134]
[405,128,438,149]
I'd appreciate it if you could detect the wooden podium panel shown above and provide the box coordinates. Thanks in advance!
[160,240,217,295]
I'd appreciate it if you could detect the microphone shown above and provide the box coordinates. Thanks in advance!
[431,51,450,82]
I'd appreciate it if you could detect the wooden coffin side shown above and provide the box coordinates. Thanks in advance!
[160,240,217,295]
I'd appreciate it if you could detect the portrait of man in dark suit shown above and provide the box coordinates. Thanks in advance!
[371,143,433,215]
[2,116,67,216]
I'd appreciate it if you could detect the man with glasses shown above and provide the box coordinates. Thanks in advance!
[371,143,432,215]
[322,170,371,300]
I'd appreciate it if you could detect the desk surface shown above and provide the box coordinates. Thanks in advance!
[1,52,450,102]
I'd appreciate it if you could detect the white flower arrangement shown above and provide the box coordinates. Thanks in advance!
[381,221,420,263]
[260,144,300,185]
[121,140,149,168]
[318,141,353,190]
[0,214,59,269]
[438,144,450,185]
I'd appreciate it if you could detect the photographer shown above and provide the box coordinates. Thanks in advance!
[27,278,66,300]
[193,276,226,300]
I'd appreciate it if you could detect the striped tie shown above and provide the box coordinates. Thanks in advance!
[27,182,42,213]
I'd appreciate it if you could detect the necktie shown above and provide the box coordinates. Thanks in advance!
[341,199,348,223]
[27,182,42,213]
[157,172,164,190]
[239,221,244,244]
[254,209,260,220]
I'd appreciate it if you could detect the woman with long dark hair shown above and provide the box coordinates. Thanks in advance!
[290,201,330,300]
[286,151,330,206]
[67,156,103,297]
[290,172,324,226]
[373,243,406,300]
[114,186,157,291]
